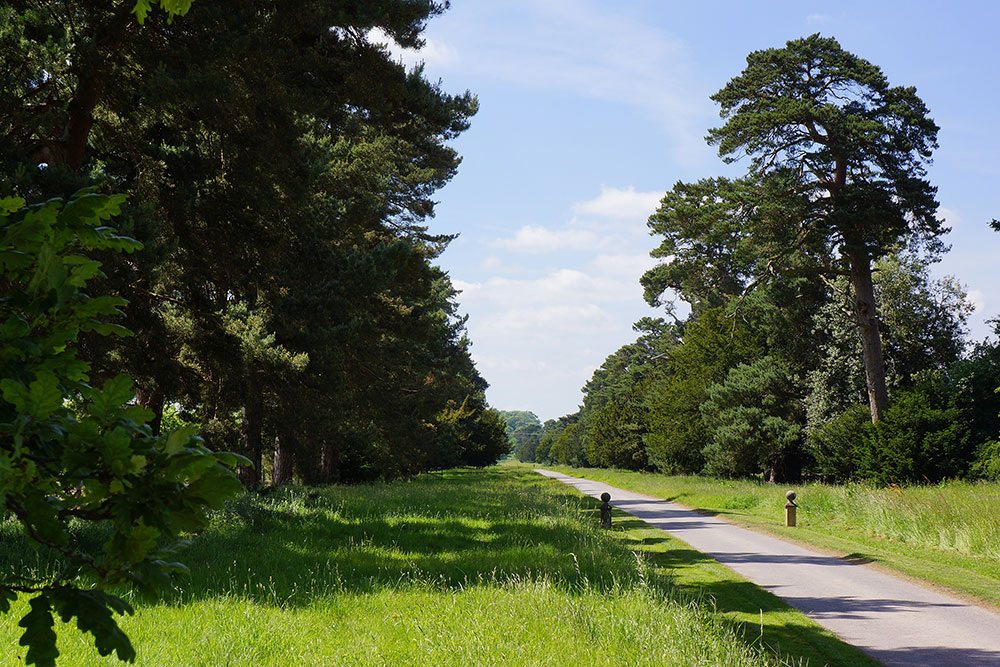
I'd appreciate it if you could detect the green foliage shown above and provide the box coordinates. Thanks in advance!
[0,192,245,666]
[700,356,804,481]
[644,309,763,474]
[132,0,194,24]
[952,326,1000,455]
[708,33,944,421]
[642,177,758,313]
[858,376,974,484]
[708,34,941,251]
[435,399,510,468]
[585,388,649,470]
[548,423,587,467]
[498,410,542,462]
[1,0,485,486]
[973,439,1000,480]
[806,404,871,482]
[806,252,973,430]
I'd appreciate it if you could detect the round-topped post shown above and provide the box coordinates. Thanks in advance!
[600,492,612,529]
[784,490,797,527]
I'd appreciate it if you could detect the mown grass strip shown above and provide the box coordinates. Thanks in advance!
[538,463,1000,608]
[0,467,871,666]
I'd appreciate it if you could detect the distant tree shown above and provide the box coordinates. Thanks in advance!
[585,387,649,470]
[857,374,974,483]
[806,404,871,482]
[498,410,542,461]
[709,34,943,422]
[549,423,587,467]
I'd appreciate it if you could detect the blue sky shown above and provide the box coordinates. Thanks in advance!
[378,1,1000,421]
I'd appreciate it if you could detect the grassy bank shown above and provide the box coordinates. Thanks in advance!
[538,464,1000,607]
[0,467,872,666]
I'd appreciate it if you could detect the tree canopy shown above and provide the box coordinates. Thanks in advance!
[534,34,994,489]
[707,33,943,421]
[2,2,508,664]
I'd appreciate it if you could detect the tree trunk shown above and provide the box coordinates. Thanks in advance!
[319,440,340,484]
[847,250,889,422]
[238,390,263,486]
[272,433,294,485]
[134,385,164,436]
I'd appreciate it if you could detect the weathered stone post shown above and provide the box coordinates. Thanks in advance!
[784,490,797,527]
[600,492,612,529]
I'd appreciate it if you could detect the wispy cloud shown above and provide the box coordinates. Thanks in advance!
[490,185,662,254]
[490,226,599,253]
[434,0,716,164]
[572,185,662,220]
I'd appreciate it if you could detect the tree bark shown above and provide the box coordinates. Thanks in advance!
[272,433,294,485]
[238,390,263,486]
[134,385,164,436]
[319,440,340,484]
[847,249,889,422]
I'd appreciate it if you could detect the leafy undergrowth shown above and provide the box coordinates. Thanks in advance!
[0,467,872,666]
[539,464,1000,606]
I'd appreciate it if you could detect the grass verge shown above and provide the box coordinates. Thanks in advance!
[537,463,1000,608]
[0,467,872,666]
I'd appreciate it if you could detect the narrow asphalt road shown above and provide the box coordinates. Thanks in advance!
[537,469,1000,667]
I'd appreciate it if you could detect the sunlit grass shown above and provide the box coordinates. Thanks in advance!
[540,463,1000,606]
[2,467,843,666]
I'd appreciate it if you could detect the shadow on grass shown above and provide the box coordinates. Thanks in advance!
[114,468,665,607]
[626,530,881,666]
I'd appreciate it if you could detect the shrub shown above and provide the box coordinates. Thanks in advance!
[857,375,973,483]
[806,404,871,482]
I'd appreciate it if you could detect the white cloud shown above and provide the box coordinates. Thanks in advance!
[480,256,504,271]
[969,289,986,313]
[588,252,658,281]
[806,14,832,23]
[457,267,641,308]
[489,184,660,254]
[490,225,598,253]
[459,179,668,418]
[367,28,458,69]
[572,185,662,220]
[441,0,715,164]
[482,303,618,334]
[939,206,962,230]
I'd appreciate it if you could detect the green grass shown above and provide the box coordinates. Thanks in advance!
[538,464,1000,607]
[0,467,874,666]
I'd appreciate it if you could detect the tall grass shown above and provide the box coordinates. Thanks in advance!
[541,464,1000,604]
[1,468,797,666]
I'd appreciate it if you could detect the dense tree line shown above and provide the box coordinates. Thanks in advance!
[3,3,510,663]
[525,36,1000,484]
[1,0,509,487]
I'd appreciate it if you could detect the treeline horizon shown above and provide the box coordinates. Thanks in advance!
[2,1,510,486]
[508,36,1000,485]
